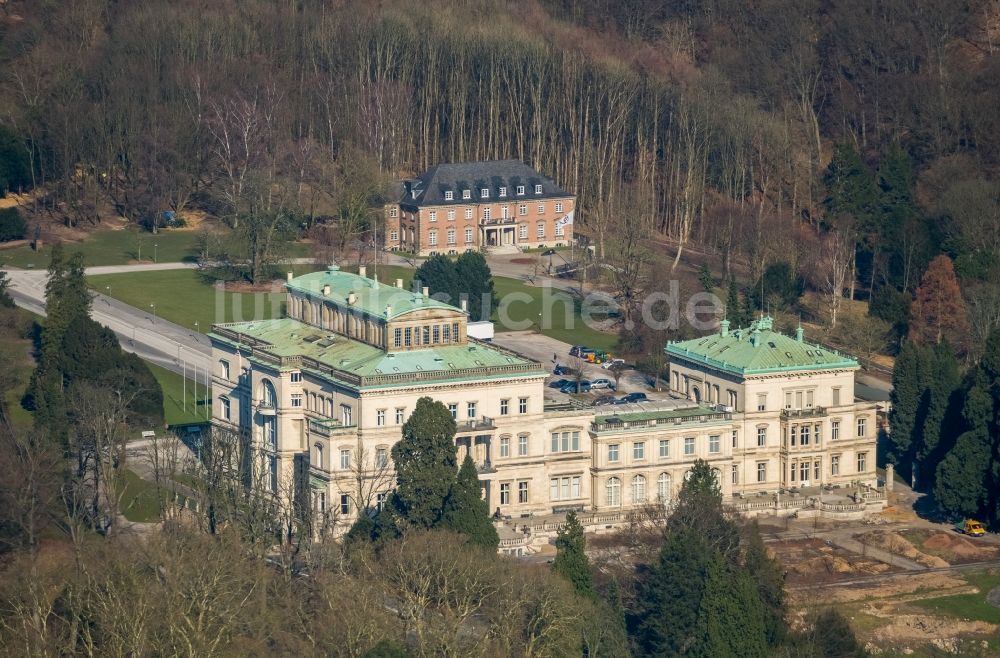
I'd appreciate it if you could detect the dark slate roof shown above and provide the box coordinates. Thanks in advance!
[397,160,570,207]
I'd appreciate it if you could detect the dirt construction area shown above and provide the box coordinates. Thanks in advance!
[777,524,1000,655]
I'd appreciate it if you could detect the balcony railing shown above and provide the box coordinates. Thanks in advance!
[456,416,497,432]
[781,406,827,419]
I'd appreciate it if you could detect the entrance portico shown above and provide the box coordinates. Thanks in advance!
[482,224,516,247]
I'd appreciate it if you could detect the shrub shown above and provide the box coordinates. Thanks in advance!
[0,207,27,242]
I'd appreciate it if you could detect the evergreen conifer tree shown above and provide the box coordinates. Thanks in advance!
[552,511,594,598]
[440,455,499,549]
[455,250,496,322]
[388,397,458,529]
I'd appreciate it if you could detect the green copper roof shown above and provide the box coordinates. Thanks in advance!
[287,267,459,320]
[666,317,857,375]
[210,318,543,387]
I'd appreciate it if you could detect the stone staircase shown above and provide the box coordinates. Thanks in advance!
[485,244,521,256]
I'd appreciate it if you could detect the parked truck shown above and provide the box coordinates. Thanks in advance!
[955,519,986,537]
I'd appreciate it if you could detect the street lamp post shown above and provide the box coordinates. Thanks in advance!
[105,285,111,306]
[150,303,157,323]
[154,242,158,263]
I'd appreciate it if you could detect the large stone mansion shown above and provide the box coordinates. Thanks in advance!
[208,267,880,532]
[383,160,575,256]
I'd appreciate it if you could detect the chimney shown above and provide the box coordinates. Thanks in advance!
[422,286,429,296]
[359,266,366,278]
[347,292,357,305]
[460,299,468,314]
[286,272,294,283]
[720,319,730,337]
[796,325,804,342]
[750,328,761,347]
[322,284,331,297]
[395,278,403,289]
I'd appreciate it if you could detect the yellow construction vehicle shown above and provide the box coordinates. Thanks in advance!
[955,519,986,537]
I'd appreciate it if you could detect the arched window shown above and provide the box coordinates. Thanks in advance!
[219,396,231,421]
[657,473,672,504]
[632,475,647,503]
[606,477,621,507]
[692,386,701,403]
[261,379,277,407]
[313,443,323,469]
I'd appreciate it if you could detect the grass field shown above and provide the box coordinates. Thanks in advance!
[146,362,209,426]
[912,570,1000,624]
[117,469,169,523]
[0,229,202,269]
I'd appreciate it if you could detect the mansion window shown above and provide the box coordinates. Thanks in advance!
[269,457,278,493]
[499,186,508,197]
[500,436,510,458]
[709,435,720,454]
[422,326,430,344]
[393,328,402,348]
[500,399,509,415]
[537,203,545,214]
[340,404,352,426]
[831,420,841,440]
[501,205,509,219]
[390,230,398,241]
[220,360,230,380]
[340,495,350,515]
[518,481,529,503]
[857,418,867,437]
[800,424,810,445]
[756,393,766,411]
[432,325,440,343]
[534,184,543,194]
[684,437,695,455]
[443,324,451,342]
[555,201,563,212]
[551,431,581,453]
[376,448,388,469]
[555,222,564,237]
[606,477,621,506]
[465,228,474,243]
[395,407,405,424]
[519,224,527,239]
[291,394,302,408]
[832,387,841,406]
[537,223,545,238]
[516,185,525,195]
[389,207,398,217]
[448,404,457,419]
[462,189,471,199]
[732,430,738,449]
[500,482,510,505]
[465,208,473,219]
[447,209,455,221]
[445,191,454,200]
[292,372,304,385]
[481,188,489,199]
[404,327,412,347]
[633,442,645,460]
[519,397,528,414]
[731,464,739,484]
[657,473,671,502]
[429,211,437,222]
[312,443,323,469]
[632,475,647,503]
[483,208,492,220]
[659,439,670,457]
[757,427,767,447]
[219,396,231,421]
[757,462,767,482]
[340,449,351,470]
[857,452,868,472]
[376,409,386,426]
[831,455,840,475]
[550,476,581,501]
[467,402,477,418]
[518,434,528,456]
[518,203,527,216]
[608,443,620,462]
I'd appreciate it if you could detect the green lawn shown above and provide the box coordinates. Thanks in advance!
[912,570,1000,624]
[146,361,209,426]
[117,469,170,523]
[0,228,202,269]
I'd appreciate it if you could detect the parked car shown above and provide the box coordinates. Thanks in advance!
[560,380,591,394]
[548,378,572,389]
[569,345,587,357]
[601,358,627,370]
[620,392,648,404]
[553,364,578,376]
[590,378,615,390]
[592,394,617,406]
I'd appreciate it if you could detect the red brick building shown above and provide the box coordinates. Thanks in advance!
[384,160,575,256]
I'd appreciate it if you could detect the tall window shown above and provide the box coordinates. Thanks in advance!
[394,328,402,348]
[500,399,509,415]
[518,434,528,456]
[219,396,231,421]
[464,208,473,219]
[519,397,528,414]
[220,360,230,380]
[659,439,670,457]
[857,418,867,437]
[481,188,489,199]
[831,455,840,475]
[448,403,457,419]
[519,224,527,239]
[483,208,492,221]
[428,230,438,246]
[341,404,352,426]
[756,393,766,411]
[831,420,841,440]
[684,437,695,455]
[395,407,405,424]
[633,442,645,460]
[467,402,477,418]
[465,228,474,243]
[606,477,621,506]
[757,462,767,482]
[857,452,868,472]
[404,327,412,347]
[757,427,767,447]
[537,203,545,214]
[291,394,302,408]
[375,448,388,469]
[518,481,528,503]
[537,223,545,238]
[500,483,510,505]
[313,443,323,469]
[499,186,508,197]
[376,409,386,426]
[447,209,455,221]
[631,475,647,503]
[516,185,525,195]
[709,435,720,454]
[534,184,543,194]
[731,464,739,484]
[261,380,277,408]
[340,449,351,470]
[447,229,456,245]
[832,387,841,406]
[732,430,738,449]
[555,201,563,212]
[499,436,510,457]
[340,494,350,515]
[263,417,277,450]
[269,456,278,493]
[429,211,437,222]
[518,203,527,216]
[657,473,671,503]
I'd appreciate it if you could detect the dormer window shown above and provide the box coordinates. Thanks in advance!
[499,186,507,197]
[480,188,489,199]
[534,184,543,194]
[462,189,471,199]
[444,191,454,201]
[516,185,525,195]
